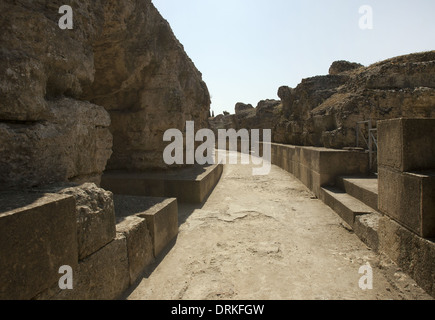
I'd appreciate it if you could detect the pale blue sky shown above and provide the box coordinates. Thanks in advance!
[152,0,435,115]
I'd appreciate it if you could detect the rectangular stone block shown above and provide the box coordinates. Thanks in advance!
[44,234,130,300]
[293,161,301,181]
[271,144,278,166]
[275,144,282,168]
[320,187,374,227]
[0,193,78,300]
[299,163,313,192]
[281,147,290,172]
[378,167,435,238]
[378,118,435,172]
[378,215,435,297]
[318,149,369,177]
[38,183,117,261]
[354,213,381,252]
[299,147,318,172]
[137,198,178,257]
[116,216,155,285]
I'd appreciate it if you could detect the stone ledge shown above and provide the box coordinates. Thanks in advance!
[320,186,375,226]
[101,164,223,204]
[337,176,379,211]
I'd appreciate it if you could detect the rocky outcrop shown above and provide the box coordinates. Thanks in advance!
[329,60,364,75]
[211,52,435,149]
[235,103,254,114]
[209,99,282,139]
[0,0,210,189]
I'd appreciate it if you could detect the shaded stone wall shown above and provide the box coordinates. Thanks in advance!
[376,118,435,296]
[83,0,210,171]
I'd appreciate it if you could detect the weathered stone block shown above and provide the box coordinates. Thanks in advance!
[0,193,78,300]
[299,147,318,172]
[51,234,130,300]
[354,213,381,252]
[378,216,435,297]
[116,216,155,285]
[138,199,178,257]
[378,167,435,238]
[318,149,369,177]
[281,146,290,172]
[41,183,117,260]
[0,99,113,191]
[378,118,435,171]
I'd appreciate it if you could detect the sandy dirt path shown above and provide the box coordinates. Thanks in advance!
[127,153,432,300]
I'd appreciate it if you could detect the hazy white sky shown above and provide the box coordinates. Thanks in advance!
[152,0,435,115]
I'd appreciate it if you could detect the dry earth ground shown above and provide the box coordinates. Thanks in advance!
[127,152,432,300]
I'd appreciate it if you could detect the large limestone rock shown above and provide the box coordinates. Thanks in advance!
[0,0,210,189]
[83,0,210,171]
[0,1,102,122]
[0,98,112,190]
[0,1,110,189]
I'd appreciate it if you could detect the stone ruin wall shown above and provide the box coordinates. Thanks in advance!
[0,0,210,191]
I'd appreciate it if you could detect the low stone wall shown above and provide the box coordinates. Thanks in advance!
[218,139,369,197]
[260,127,434,297]
[101,163,224,204]
[0,183,178,300]
[268,144,369,197]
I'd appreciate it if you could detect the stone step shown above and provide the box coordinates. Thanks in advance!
[101,163,223,204]
[320,186,376,228]
[336,176,379,211]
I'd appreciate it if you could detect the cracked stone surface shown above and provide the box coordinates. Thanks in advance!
[127,152,432,300]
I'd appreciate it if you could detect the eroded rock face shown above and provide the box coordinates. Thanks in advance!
[0,98,112,189]
[83,0,210,171]
[0,0,210,189]
[329,60,364,75]
[211,51,435,149]
[235,103,254,114]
